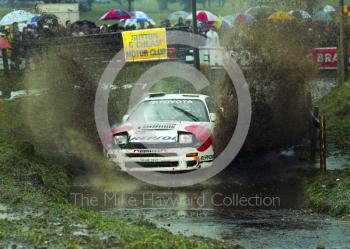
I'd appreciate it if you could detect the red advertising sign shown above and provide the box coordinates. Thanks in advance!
[311,47,350,70]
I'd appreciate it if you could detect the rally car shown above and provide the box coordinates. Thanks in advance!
[105,93,216,172]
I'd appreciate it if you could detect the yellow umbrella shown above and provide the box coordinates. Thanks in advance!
[268,11,295,21]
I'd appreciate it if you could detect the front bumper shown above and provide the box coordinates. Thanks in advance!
[107,148,212,172]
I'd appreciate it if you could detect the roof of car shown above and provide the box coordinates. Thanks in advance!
[143,93,209,101]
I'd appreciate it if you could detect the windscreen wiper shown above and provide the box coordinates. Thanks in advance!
[173,106,199,121]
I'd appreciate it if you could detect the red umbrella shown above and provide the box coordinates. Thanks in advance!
[196,10,218,25]
[0,37,11,49]
[186,10,218,25]
[100,9,132,21]
[234,14,254,25]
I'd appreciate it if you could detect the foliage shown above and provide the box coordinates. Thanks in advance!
[317,81,350,148]
[305,169,350,216]
[0,139,71,206]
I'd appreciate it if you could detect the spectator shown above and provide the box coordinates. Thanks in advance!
[184,20,192,32]
[161,19,171,28]
[65,20,72,35]
[139,22,145,30]
[41,25,56,38]
[174,17,184,27]
[71,25,84,37]
[100,25,109,33]
[147,22,155,29]
[205,26,222,66]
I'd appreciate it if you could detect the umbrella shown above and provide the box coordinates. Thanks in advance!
[186,10,218,25]
[123,19,138,28]
[123,19,151,29]
[72,20,97,28]
[313,10,333,23]
[246,5,278,19]
[268,11,295,21]
[289,10,311,20]
[122,18,155,28]
[30,15,40,28]
[100,9,131,21]
[233,13,254,25]
[130,11,155,24]
[0,10,34,26]
[223,15,235,24]
[221,19,232,28]
[168,11,189,21]
[0,37,11,49]
[323,4,337,14]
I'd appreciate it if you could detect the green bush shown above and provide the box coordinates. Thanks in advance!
[317,81,350,147]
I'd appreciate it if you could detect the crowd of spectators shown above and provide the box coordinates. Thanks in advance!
[0,14,348,71]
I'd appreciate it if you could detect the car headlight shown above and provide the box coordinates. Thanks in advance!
[178,134,193,144]
[114,134,128,145]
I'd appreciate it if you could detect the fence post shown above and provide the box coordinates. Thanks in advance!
[319,115,327,173]
[310,106,319,162]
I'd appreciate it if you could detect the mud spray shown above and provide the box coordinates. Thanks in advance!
[18,21,315,191]
[21,49,141,192]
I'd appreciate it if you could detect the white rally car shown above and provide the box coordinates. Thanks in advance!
[105,93,216,172]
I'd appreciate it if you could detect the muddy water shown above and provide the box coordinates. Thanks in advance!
[71,151,350,249]
[105,208,350,249]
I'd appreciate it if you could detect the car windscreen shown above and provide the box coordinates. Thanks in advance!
[129,99,210,123]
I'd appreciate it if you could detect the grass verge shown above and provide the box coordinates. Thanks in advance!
[0,138,241,248]
[317,81,350,148]
[305,82,350,217]
[305,170,350,217]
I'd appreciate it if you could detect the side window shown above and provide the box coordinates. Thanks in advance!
[205,97,216,113]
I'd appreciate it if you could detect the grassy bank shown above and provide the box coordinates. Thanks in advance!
[0,138,240,248]
[305,170,350,217]
[305,82,350,217]
[317,81,350,148]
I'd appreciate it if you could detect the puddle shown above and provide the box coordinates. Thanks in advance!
[70,150,350,249]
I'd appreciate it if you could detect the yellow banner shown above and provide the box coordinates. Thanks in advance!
[122,28,168,62]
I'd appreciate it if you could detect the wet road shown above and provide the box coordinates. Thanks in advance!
[71,150,350,249]
[106,208,350,249]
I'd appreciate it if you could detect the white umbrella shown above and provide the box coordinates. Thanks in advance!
[130,11,154,23]
[323,5,336,14]
[168,11,189,21]
[289,10,311,20]
[223,15,235,25]
[0,10,34,26]
[123,18,154,28]
[123,18,138,27]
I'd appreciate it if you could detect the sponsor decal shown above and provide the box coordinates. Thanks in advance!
[201,155,214,161]
[133,149,168,153]
[129,136,177,142]
[311,47,350,70]
[139,158,162,162]
[149,100,193,105]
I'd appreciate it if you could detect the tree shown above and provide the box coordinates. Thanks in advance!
[179,0,192,11]
[157,0,169,10]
